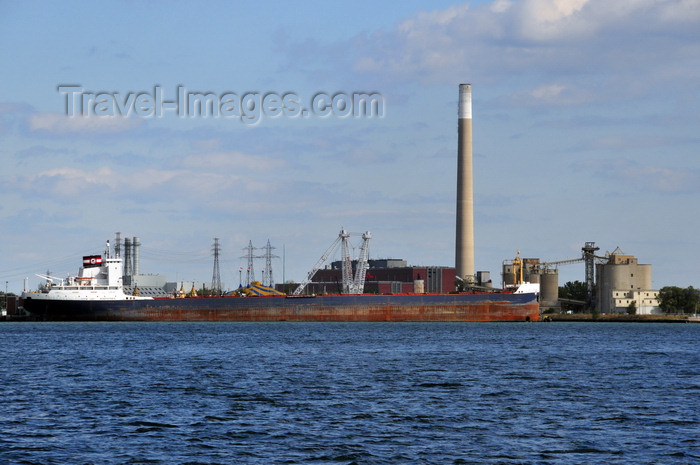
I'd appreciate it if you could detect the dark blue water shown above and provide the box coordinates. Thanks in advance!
[1,322,698,465]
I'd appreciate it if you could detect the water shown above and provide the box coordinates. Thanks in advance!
[1,322,698,465]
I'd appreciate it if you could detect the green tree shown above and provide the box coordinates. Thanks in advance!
[559,280,588,300]
[658,286,700,314]
[684,286,700,314]
[658,286,681,313]
[559,280,588,313]
[627,300,637,315]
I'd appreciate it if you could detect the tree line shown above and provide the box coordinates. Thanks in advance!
[657,286,699,314]
[557,282,699,314]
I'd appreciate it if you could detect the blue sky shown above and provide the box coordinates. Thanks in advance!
[1,0,699,292]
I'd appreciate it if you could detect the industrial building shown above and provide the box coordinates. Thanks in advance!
[596,248,660,314]
[501,245,661,314]
[116,233,206,297]
[501,252,563,309]
[308,259,457,294]
[608,290,660,315]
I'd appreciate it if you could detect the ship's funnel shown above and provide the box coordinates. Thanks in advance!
[456,84,474,281]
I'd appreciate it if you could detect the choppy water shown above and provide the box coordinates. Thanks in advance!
[1,322,698,464]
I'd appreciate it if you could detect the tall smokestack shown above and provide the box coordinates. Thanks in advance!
[133,236,140,277]
[124,237,132,278]
[114,232,121,258]
[456,83,474,281]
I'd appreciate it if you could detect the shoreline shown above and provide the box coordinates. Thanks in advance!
[542,313,699,323]
[4,312,699,323]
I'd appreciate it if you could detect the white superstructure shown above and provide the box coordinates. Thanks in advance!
[514,282,540,295]
[21,241,152,302]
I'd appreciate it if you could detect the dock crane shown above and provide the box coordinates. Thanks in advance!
[293,229,371,295]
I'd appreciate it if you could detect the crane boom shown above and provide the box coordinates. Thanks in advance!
[340,230,353,294]
[348,231,371,294]
[293,228,372,295]
[292,233,344,295]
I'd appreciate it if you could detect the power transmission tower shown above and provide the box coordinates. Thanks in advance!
[260,239,279,287]
[211,238,222,295]
[241,241,256,286]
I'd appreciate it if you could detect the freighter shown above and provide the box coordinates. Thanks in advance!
[20,245,539,322]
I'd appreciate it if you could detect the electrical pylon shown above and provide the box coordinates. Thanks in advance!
[242,241,256,286]
[211,238,222,295]
[260,239,279,287]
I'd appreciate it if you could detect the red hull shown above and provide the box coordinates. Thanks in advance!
[22,293,540,322]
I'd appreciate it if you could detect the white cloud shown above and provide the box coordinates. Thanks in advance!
[29,113,140,134]
[181,151,286,172]
[511,83,592,105]
[622,164,696,193]
[576,158,699,193]
[659,0,700,22]
[491,0,514,14]
[531,84,566,100]
[517,0,591,41]
[398,3,471,33]
[295,0,700,100]
[18,151,286,201]
[32,166,118,196]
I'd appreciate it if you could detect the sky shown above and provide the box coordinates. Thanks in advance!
[1,0,699,293]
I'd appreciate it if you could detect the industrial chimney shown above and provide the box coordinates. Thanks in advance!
[133,236,141,277]
[124,237,132,279]
[455,84,474,281]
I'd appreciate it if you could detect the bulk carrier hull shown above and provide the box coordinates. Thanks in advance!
[22,292,539,322]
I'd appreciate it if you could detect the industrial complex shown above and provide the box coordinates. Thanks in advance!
[501,244,660,314]
[100,84,663,316]
[109,235,661,317]
[6,84,663,319]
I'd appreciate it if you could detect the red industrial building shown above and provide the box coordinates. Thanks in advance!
[305,259,457,294]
